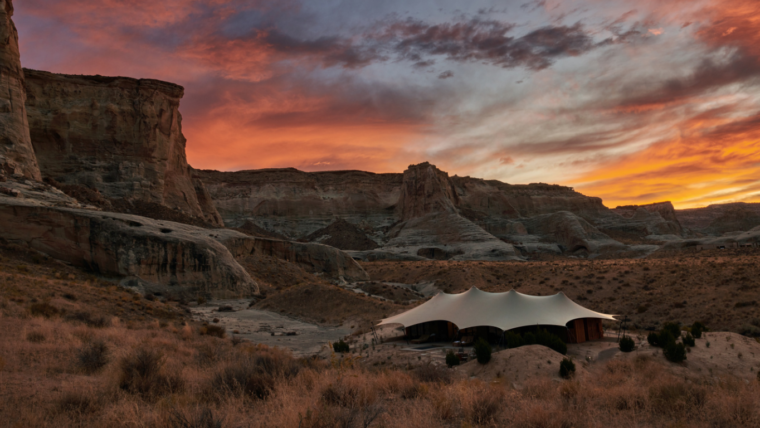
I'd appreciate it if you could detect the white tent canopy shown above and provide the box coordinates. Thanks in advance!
[378,288,616,331]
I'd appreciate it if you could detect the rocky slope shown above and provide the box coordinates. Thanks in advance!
[200,162,675,260]
[677,203,760,234]
[0,0,40,181]
[23,69,222,226]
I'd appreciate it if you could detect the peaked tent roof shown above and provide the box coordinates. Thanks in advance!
[378,288,616,331]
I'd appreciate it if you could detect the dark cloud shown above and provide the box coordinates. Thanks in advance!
[438,70,454,79]
[376,18,599,70]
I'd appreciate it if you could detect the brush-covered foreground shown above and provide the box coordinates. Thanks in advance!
[2,312,760,428]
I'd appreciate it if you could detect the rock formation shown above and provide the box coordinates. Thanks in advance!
[677,203,760,234]
[612,202,683,236]
[196,167,402,237]
[23,69,222,226]
[0,196,257,298]
[303,218,379,251]
[0,0,40,180]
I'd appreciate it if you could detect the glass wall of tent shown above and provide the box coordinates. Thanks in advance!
[402,317,606,344]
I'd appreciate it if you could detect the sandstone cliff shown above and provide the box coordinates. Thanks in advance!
[23,69,222,226]
[0,0,40,180]
[677,202,760,234]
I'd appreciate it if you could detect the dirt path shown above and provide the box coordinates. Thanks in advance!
[190,299,351,356]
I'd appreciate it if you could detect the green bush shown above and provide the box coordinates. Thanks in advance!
[691,322,705,339]
[505,332,524,349]
[474,338,492,365]
[662,322,681,340]
[332,340,349,353]
[682,333,695,347]
[619,336,635,352]
[523,332,536,345]
[445,351,460,368]
[657,331,676,348]
[663,342,687,363]
[535,329,567,355]
[559,358,576,379]
[647,332,660,346]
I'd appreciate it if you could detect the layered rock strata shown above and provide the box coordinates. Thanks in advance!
[23,69,221,226]
[0,0,40,180]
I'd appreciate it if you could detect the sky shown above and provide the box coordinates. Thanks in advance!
[14,0,760,209]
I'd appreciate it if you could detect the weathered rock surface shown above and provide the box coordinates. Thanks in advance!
[23,69,222,226]
[677,203,760,234]
[0,0,40,180]
[195,168,402,239]
[200,162,679,259]
[303,218,379,251]
[217,234,370,283]
[0,196,258,298]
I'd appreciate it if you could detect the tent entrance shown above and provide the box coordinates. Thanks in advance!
[404,321,457,341]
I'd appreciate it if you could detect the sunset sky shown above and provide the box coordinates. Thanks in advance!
[15,0,760,209]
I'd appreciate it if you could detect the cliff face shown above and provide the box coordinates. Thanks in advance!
[196,168,403,237]
[23,69,222,226]
[677,203,760,233]
[0,0,40,180]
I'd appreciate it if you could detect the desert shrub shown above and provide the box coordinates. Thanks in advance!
[200,324,226,338]
[445,351,460,368]
[76,340,109,374]
[464,386,505,425]
[535,329,567,354]
[619,336,635,352]
[57,390,101,415]
[691,321,706,338]
[414,363,452,384]
[559,358,576,379]
[333,339,349,353]
[26,331,45,343]
[474,338,492,364]
[505,332,524,348]
[683,333,695,347]
[657,331,676,348]
[739,324,760,337]
[118,348,184,399]
[168,408,224,428]
[523,332,536,345]
[66,311,109,328]
[29,302,59,318]
[210,351,299,400]
[663,342,687,363]
[647,332,660,346]
[662,322,682,340]
[649,381,706,414]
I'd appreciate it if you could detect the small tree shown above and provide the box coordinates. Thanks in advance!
[445,351,460,368]
[662,322,681,340]
[474,338,492,365]
[333,340,349,353]
[682,333,695,347]
[559,358,576,379]
[619,336,635,353]
[691,322,706,339]
[664,342,686,363]
[657,330,676,348]
[647,332,659,346]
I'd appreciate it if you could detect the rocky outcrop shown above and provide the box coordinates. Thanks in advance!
[677,203,760,234]
[612,202,683,236]
[213,232,369,283]
[23,69,222,226]
[303,218,379,251]
[397,162,458,219]
[195,167,402,238]
[0,196,258,298]
[0,0,40,180]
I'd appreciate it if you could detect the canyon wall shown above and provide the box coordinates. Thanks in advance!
[23,69,222,226]
[0,0,40,180]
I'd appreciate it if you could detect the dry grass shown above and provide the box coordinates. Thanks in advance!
[2,307,760,428]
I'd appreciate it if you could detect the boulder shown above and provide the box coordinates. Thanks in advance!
[23,69,222,226]
[0,0,40,180]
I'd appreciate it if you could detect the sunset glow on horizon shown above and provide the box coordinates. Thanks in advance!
[15,0,760,209]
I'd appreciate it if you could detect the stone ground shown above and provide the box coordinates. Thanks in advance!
[190,299,351,356]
